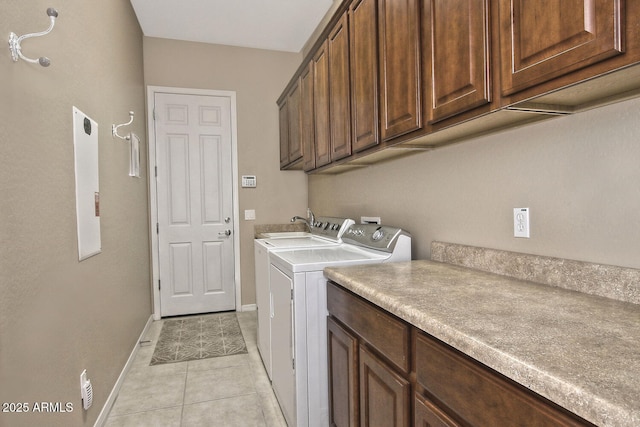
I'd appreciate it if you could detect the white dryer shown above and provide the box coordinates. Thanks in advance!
[268,224,411,427]
[254,216,354,379]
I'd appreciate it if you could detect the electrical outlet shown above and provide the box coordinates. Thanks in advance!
[513,208,530,238]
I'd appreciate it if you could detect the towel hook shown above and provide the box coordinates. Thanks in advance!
[112,111,134,141]
[8,7,59,67]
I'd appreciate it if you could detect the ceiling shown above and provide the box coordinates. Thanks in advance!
[129,0,335,53]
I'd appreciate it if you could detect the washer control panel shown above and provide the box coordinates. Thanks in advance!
[310,217,355,241]
[343,224,411,252]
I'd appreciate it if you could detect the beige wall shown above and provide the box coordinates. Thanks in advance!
[142,38,308,307]
[310,97,640,270]
[0,1,149,426]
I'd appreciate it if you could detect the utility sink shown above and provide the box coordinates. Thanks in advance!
[258,231,311,238]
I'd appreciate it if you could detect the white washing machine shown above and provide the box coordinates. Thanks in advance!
[267,224,411,427]
[254,216,354,380]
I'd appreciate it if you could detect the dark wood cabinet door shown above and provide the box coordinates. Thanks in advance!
[278,99,289,168]
[314,40,332,168]
[415,332,595,427]
[359,345,410,427]
[287,78,302,164]
[378,0,422,141]
[425,0,491,123]
[349,0,379,153]
[300,61,316,172]
[414,395,461,427]
[499,0,624,96]
[328,317,359,427]
[329,13,352,161]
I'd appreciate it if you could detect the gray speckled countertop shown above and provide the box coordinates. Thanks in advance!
[324,260,640,427]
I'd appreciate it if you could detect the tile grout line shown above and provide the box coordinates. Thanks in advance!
[180,356,188,427]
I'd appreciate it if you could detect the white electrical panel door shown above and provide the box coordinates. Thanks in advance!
[73,107,101,261]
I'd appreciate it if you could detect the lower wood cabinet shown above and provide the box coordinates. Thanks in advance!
[327,317,359,427]
[327,281,596,427]
[360,345,411,427]
[414,395,460,427]
[414,331,595,427]
[327,282,411,427]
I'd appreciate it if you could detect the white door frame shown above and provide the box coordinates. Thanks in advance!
[147,86,241,320]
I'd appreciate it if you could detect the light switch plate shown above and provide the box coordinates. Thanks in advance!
[244,209,256,220]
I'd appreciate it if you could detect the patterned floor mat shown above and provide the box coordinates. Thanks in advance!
[150,312,247,365]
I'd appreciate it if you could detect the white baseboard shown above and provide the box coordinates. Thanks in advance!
[93,314,154,426]
[241,304,257,312]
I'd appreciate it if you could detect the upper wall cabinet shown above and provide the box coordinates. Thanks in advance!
[498,0,624,96]
[300,62,316,172]
[425,0,492,123]
[278,78,303,168]
[279,0,640,173]
[287,80,303,163]
[329,13,353,161]
[313,40,332,168]
[378,0,422,141]
[349,0,380,153]
[278,99,289,167]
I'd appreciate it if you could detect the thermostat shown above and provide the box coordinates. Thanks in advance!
[242,175,257,188]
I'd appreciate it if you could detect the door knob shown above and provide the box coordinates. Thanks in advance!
[224,217,231,223]
[218,230,232,237]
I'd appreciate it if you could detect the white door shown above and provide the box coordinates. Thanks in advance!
[154,92,235,317]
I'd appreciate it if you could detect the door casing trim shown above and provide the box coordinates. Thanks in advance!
[146,85,240,320]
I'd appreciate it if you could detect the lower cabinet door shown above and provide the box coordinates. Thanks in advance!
[328,317,359,427]
[414,395,461,427]
[359,345,410,427]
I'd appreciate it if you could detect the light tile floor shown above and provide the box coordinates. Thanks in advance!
[105,311,287,427]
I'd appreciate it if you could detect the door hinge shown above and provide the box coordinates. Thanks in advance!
[292,358,295,370]
[155,166,158,177]
[291,289,293,300]
[156,223,159,234]
[158,280,161,290]
[153,108,156,121]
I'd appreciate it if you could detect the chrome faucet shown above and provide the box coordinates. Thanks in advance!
[290,215,309,226]
[291,208,316,229]
[307,208,315,226]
